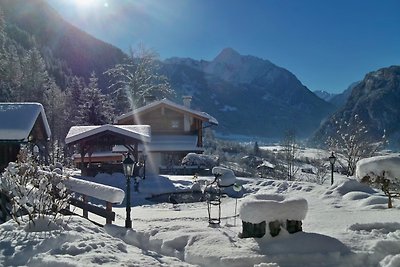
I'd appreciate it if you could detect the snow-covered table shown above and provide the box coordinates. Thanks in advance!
[239,194,308,238]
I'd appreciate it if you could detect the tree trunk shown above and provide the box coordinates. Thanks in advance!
[388,194,393,208]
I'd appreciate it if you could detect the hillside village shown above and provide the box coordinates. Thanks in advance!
[1,1,400,267]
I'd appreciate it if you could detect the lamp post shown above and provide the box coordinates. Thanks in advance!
[143,154,147,180]
[329,152,336,185]
[123,153,135,228]
[233,183,242,227]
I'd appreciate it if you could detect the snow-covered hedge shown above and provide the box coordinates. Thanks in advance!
[182,153,218,168]
[239,194,308,224]
[356,155,400,208]
[356,155,400,182]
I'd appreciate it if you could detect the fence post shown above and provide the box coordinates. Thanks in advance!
[82,194,88,218]
[106,201,112,224]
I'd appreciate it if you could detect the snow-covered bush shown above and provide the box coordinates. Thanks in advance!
[212,166,236,186]
[356,155,400,208]
[182,153,218,168]
[326,114,386,176]
[0,146,71,225]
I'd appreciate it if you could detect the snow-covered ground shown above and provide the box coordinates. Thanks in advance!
[2,166,400,266]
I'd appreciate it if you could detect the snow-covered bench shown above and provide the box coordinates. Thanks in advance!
[65,177,125,225]
[239,194,308,238]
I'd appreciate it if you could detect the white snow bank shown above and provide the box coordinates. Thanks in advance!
[0,215,192,267]
[326,178,376,197]
[212,166,236,186]
[65,177,125,204]
[356,155,400,182]
[239,194,308,223]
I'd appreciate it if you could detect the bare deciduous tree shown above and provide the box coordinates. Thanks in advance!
[105,44,174,114]
[281,129,299,181]
[327,114,386,176]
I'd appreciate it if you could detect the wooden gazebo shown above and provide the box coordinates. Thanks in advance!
[65,124,151,176]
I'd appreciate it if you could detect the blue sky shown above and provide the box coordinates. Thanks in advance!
[46,0,400,93]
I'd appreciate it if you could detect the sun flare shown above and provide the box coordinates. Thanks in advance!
[73,0,99,8]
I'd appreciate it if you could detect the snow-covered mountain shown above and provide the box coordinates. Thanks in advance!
[313,66,400,146]
[313,90,336,102]
[163,48,335,138]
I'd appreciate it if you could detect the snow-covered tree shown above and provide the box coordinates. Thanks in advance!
[356,155,400,208]
[182,153,219,169]
[105,45,174,114]
[0,146,71,225]
[327,114,386,176]
[77,72,114,125]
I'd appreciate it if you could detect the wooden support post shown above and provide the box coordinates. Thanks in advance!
[82,194,88,219]
[106,202,112,224]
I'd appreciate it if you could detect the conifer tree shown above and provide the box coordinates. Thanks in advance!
[78,72,114,125]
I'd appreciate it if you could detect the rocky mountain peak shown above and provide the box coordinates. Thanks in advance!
[213,47,242,65]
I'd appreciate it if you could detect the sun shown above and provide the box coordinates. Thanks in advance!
[72,0,101,8]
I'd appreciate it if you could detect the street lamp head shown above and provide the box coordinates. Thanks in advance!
[123,153,135,177]
[329,152,336,165]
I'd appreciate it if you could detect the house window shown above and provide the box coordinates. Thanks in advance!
[171,120,180,128]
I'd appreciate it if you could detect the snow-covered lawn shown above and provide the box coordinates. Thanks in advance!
[2,172,400,266]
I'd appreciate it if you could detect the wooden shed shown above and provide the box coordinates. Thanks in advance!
[0,102,51,170]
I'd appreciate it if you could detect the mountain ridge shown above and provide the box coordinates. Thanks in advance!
[162,48,335,138]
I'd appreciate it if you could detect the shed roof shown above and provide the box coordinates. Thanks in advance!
[0,102,51,142]
[116,98,218,125]
[65,124,151,145]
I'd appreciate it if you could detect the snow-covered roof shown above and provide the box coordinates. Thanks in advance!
[257,161,275,169]
[116,98,218,126]
[113,134,203,152]
[65,125,151,145]
[0,102,51,141]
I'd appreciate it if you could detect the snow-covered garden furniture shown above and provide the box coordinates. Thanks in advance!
[206,167,236,225]
[239,194,308,238]
[356,155,400,208]
[65,177,125,225]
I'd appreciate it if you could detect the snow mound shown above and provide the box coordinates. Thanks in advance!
[212,166,236,186]
[356,155,400,182]
[239,194,308,223]
[0,215,193,266]
[342,191,371,201]
[326,178,376,196]
[24,216,62,232]
[348,222,400,234]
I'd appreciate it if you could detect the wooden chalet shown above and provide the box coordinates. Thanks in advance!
[115,96,218,174]
[0,103,51,170]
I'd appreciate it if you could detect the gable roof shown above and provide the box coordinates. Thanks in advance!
[0,102,51,142]
[116,98,218,125]
[65,124,151,145]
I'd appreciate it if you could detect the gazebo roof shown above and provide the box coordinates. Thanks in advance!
[65,124,151,146]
